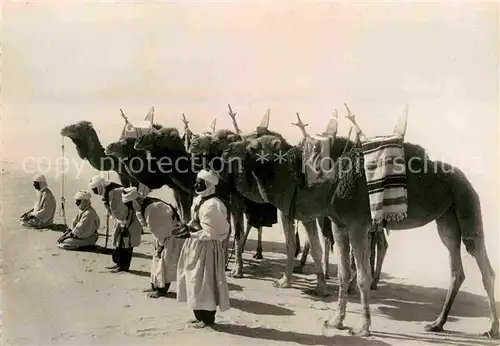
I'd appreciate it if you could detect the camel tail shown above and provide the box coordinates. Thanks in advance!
[447,163,485,256]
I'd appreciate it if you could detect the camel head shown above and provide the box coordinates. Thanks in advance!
[221,139,248,163]
[104,137,137,159]
[134,127,183,153]
[188,129,241,156]
[247,135,287,158]
[60,121,96,140]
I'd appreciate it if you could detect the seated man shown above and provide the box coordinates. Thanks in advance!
[57,190,100,250]
[20,174,56,229]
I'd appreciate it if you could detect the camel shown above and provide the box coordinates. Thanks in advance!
[187,115,337,296]
[289,111,388,289]
[104,128,194,224]
[60,120,135,187]
[226,106,332,267]
[220,124,498,338]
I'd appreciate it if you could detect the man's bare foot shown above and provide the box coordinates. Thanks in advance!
[190,321,210,329]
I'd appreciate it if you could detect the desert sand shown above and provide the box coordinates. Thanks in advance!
[1,160,499,346]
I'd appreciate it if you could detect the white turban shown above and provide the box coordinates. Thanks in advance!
[122,187,140,203]
[74,190,91,200]
[33,174,47,183]
[88,175,110,190]
[197,169,219,186]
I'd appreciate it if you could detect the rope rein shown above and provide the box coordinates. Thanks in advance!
[59,136,68,227]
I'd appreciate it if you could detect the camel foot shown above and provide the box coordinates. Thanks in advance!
[253,251,263,260]
[349,327,371,337]
[370,282,378,290]
[424,322,444,333]
[304,288,329,297]
[273,275,292,288]
[293,265,304,274]
[324,272,330,280]
[229,267,244,279]
[483,326,500,339]
[323,318,348,330]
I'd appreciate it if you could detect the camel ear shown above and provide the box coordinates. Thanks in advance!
[247,141,259,153]
[271,139,281,150]
[227,134,239,142]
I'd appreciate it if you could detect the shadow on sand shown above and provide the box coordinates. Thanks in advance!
[128,269,150,277]
[214,323,390,346]
[373,330,498,346]
[229,298,294,316]
[45,223,68,232]
[235,239,499,339]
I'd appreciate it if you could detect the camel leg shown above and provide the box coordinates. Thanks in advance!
[241,219,252,249]
[349,225,372,336]
[370,231,376,278]
[425,209,465,333]
[294,239,309,274]
[323,236,331,279]
[302,219,327,296]
[254,227,263,259]
[426,208,499,338]
[325,223,350,330]
[473,240,499,338]
[173,189,191,223]
[371,230,388,290]
[229,210,245,278]
[273,213,295,288]
[347,246,357,295]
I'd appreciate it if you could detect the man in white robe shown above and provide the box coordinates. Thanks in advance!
[174,169,230,328]
[121,187,185,298]
[89,175,141,272]
[20,174,57,229]
[57,190,100,250]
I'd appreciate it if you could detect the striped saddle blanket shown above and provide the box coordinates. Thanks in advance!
[361,135,408,224]
[301,135,335,186]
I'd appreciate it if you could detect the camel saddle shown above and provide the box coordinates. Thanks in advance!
[301,135,335,187]
[361,134,408,224]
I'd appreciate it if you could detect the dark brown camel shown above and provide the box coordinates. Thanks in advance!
[103,129,194,223]
[221,131,498,338]
[226,106,327,266]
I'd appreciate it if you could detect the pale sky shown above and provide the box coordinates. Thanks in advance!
[2,2,499,217]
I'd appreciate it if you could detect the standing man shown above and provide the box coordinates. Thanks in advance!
[89,175,141,272]
[174,169,230,329]
[121,186,185,298]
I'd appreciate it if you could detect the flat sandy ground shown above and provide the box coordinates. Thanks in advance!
[1,163,499,346]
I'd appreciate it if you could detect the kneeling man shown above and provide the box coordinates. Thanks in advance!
[57,190,100,250]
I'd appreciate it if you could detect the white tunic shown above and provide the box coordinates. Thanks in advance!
[108,187,141,248]
[144,201,184,287]
[176,195,231,311]
[31,188,57,226]
[58,205,100,249]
